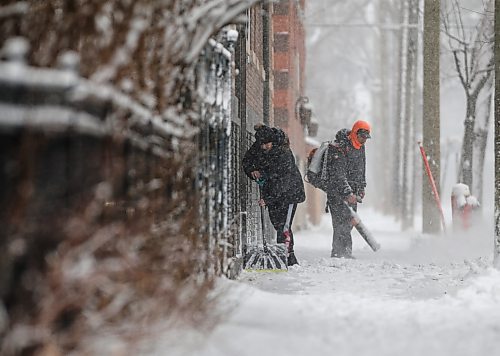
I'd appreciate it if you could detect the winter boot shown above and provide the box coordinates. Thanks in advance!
[287,252,299,266]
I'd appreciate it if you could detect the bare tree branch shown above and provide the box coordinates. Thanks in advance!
[452,49,469,91]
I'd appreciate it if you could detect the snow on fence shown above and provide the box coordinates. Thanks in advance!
[195,30,274,279]
[196,32,245,278]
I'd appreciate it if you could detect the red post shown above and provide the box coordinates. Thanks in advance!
[418,142,447,233]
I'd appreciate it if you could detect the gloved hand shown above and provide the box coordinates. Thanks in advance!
[346,193,357,205]
[256,177,266,186]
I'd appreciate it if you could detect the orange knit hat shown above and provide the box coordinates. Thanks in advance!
[349,120,371,149]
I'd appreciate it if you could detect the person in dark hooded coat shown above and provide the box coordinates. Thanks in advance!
[242,124,305,266]
[325,120,371,258]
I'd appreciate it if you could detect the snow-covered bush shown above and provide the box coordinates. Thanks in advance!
[0,0,258,354]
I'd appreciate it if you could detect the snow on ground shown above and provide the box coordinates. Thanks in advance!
[145,208,500,356]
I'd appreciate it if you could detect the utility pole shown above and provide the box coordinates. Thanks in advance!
[262,2,270,125]
[422,0,441,234]
[494,0,500,267]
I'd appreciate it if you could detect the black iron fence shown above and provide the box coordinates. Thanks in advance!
[195,32,274,277]
[196,35,244,277]
[243,131,262,247]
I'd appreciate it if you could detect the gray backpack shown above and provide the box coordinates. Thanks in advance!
[305,141,331,191]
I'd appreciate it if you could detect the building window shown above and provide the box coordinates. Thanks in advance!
[273,0,289,15]
[274,70,289,90]
[274,107,289,126]
[274,32,289,53]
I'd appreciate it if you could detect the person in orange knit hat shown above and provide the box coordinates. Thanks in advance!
[324,120,371,258]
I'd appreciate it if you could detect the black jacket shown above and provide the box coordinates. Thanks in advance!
[242,142,268,179]
[325,129,366,199]
[243,130,305,206]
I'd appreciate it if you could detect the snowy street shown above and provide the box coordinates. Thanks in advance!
[2,2,500,355]
[154,209,500,356]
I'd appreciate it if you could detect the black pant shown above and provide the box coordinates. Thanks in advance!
[268,202,297,254]
[328,197,355,257]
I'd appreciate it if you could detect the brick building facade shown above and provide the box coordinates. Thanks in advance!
[236,0,324,231]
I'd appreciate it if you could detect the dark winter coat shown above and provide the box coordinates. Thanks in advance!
[242,129,305,206]
[242,141,269,179]
[325,128,366,200]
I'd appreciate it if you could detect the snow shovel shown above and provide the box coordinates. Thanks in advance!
[244,188,288,271]
[344,201,381,252]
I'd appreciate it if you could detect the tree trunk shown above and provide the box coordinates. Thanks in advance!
[393,0,407,219]
[377,0,390,213]
[459,68,493,196]
[422,0,441,234]
[402,0,419,229]
[399,0,410,224]
[459,102,475,189]
[473,75,494,203]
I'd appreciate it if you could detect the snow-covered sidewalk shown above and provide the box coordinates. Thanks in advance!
[148,209,500,356]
